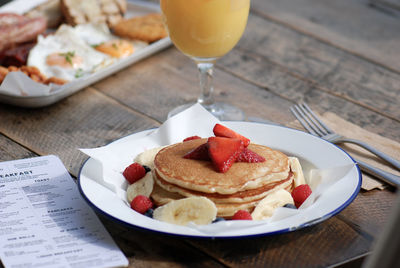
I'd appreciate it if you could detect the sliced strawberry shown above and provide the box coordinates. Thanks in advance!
[183,143,210,161]
[236,148,265,163]
[213,124,250,147]
[207,137,244,173]
[183,135,201,142]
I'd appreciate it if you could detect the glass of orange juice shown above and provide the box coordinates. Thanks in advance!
[161,0,250,120]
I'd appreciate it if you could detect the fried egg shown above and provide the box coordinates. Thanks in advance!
[28,23,148,82]
[74,23,136,59]
[28,24,112,81]
[95,39,135,58]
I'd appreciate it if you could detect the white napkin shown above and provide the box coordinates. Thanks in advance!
[0,72,65,96]
[80,104,357,234]
[80,104,220,200]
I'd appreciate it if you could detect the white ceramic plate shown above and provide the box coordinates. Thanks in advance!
[0,0,171,108]
[78,122,361,238]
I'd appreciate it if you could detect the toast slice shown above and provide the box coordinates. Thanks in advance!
[60,0,126,27]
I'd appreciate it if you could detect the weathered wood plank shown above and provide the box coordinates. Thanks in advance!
[336,189,397,239]
[233,12,400,123]
[188,218,370,268]
[0,125,224,268]
[98,215,226,268]
[186,190,396,268]
[94,43,400,141]
[93,47,296,124]
[0,91,224,268]
[219,48,400,142]
[0,88,159,176]
[371,0,400,12]
[0,134,36,161]
[94,11,400,139]
[251,0,400,73]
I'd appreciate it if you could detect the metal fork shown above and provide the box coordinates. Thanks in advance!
[290,102,400,187]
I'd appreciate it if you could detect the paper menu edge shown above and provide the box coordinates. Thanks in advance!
[0,154,60,165]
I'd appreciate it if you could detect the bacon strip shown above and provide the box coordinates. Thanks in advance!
[0,13,26,26]
[0,16,47,52]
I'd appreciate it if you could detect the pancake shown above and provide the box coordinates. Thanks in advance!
[149,137,306,218]
[154,139,290,195]
[151,183,266,217]
[151,183,185,207]
[154,169,294,203]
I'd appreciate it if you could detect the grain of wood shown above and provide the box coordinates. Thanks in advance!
[93,47,296,124]
[188,217,371,268]
[0,88,159,176]
[98,215,226,268]
[337,190,397,239]
[0,134,36,161]
[235,13,400,122]
[251,0,400,73]
[219,49,400,142]
[371,0,400,12]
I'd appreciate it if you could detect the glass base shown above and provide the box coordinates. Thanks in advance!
[167,102,245,121]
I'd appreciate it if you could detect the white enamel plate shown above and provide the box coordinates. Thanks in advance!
[78,122,361,238]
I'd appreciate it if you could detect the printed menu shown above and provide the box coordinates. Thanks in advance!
[0,155,128,268]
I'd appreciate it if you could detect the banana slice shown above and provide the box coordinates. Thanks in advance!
[153,196,217,225]
[126,172,154,203]
[251,189,294,220]
[134,146,165,169]
[289,157,306,187]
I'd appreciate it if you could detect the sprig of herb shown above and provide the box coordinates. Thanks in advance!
[59,51,75,65]
[91,42,104,48]
[75,68,84,78]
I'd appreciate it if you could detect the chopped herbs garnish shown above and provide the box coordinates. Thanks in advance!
[59,51,75,65]
[75,68,84,78]
[112,43,118,50]
[91,42,104,48]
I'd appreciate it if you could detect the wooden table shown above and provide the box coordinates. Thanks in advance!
[1,0,399,267]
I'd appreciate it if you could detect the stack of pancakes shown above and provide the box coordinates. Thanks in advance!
[152,139,301,218]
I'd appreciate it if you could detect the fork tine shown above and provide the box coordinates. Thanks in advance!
[295,103,328,136]
[290,105,320,136]
[293,104,326,136]
[301,103,334,134]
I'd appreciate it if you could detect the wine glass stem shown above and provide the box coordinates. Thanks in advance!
[197,62,215,107]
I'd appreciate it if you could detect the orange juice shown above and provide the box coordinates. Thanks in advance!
[160,0,250,59]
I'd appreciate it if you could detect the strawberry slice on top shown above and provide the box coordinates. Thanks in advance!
[207,137,244,173]
[236,148,265,163]
[183,135,201,142]
[183,143,210,161]
[213,124,250,147]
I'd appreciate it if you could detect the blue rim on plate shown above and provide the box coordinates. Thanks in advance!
[77,121,362,239]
